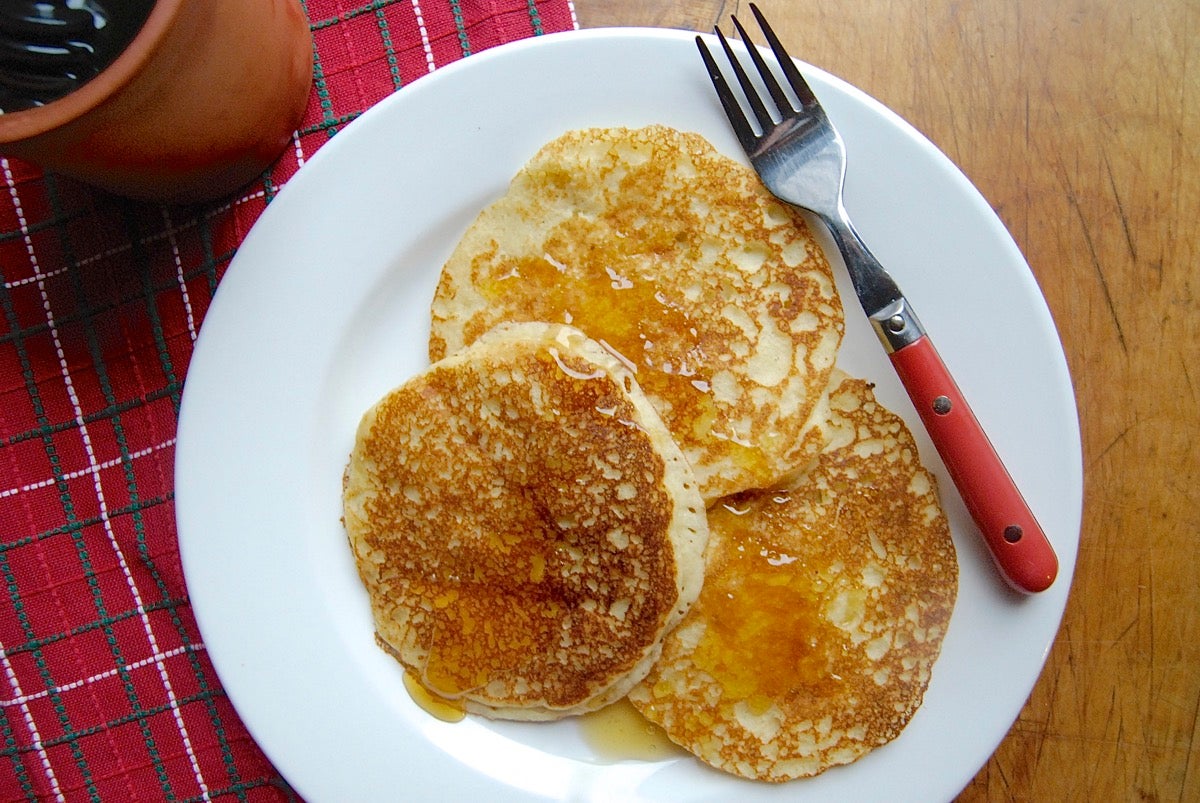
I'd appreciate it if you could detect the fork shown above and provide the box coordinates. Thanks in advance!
[697,4,1058,593]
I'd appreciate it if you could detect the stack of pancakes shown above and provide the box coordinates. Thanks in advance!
[343,126,958,782]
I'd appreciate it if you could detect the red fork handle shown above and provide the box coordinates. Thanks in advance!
[889,336,1059,593]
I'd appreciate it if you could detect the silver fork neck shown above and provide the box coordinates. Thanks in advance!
[818,206,924,352]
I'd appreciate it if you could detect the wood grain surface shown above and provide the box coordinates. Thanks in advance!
[574,0,1200,799]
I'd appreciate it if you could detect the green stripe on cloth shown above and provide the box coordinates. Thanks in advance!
[0,594,185,656]
[375,7,405,90]
[450,0,472,56]
[120,206,183,416]
[305,3,341,141]
[527,0,545,35]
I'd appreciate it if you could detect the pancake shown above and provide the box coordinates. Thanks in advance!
[342,322,709,720]
[429,125,844,503]
[628,373,958,782]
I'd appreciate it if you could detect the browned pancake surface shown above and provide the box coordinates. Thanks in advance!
[343,323,707,720]
[429,125,844,502]
[629,374,958,781]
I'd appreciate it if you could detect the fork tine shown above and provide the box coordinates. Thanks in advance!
[713,25,776,132]
[749,2,818,109]
[695,35,757,152]
[730,13,793,116]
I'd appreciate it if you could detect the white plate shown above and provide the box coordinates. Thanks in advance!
[176,28,1081,803]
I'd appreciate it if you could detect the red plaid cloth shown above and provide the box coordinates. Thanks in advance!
[0,1,577,800]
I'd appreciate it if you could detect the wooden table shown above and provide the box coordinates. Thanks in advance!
[574,0,1200,799]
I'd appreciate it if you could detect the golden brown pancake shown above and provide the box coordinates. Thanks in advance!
[343,322,708,720]
[628,373,958,781]
[429,125,844,503]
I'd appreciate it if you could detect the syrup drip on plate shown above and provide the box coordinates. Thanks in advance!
[403,670,466,723]
[579,698,684,762]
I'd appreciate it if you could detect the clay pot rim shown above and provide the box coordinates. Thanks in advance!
[0,0,185,143]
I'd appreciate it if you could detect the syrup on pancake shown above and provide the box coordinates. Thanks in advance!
[429,125,844,503]
[343,322,708,720]
[629,374,958,781]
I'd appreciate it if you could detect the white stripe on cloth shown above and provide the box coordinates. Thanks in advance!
[0,643,207,708]
[412,0,438,73]
[161,208,199,342]
[0,440,176,499]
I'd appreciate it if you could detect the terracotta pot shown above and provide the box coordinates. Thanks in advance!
[0,0,314,204]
